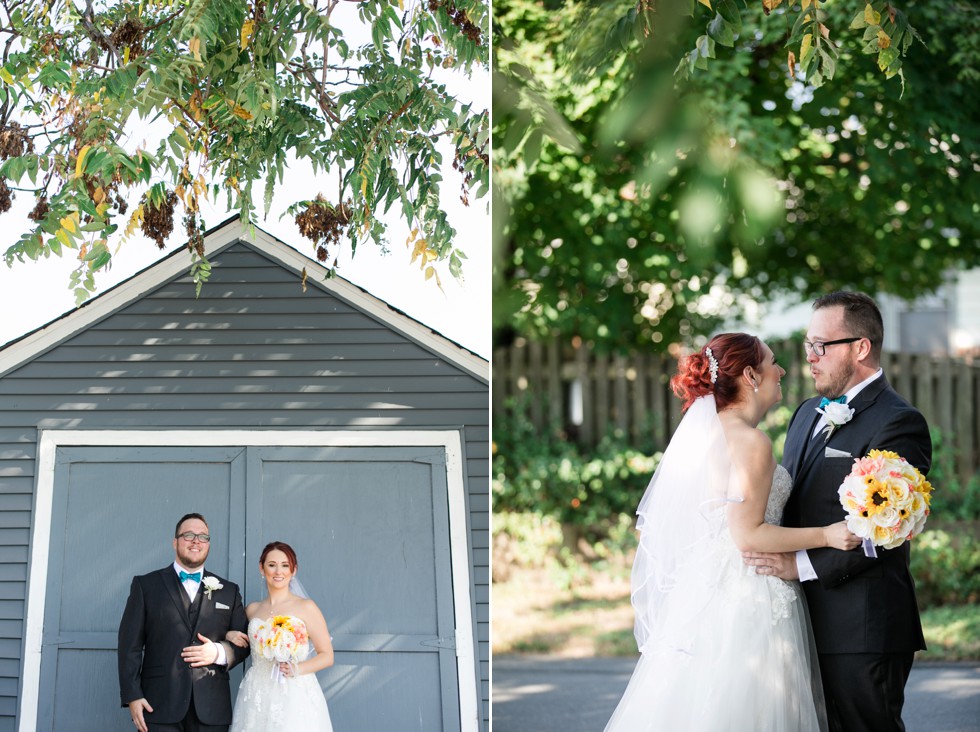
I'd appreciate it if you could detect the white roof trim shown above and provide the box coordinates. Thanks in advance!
[0,217,488,381]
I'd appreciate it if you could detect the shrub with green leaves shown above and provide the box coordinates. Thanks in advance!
[927,428,980,521]
[911,528,980,608]
[492,401,659,534]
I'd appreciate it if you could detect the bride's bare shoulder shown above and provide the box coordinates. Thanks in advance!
[292,597,327,624]
[296,596,323,614]
[721,419,774,473]
[244,601,264,619]
[722,417,772,454]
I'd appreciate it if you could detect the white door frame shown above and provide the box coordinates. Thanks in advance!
[21,429,479,732]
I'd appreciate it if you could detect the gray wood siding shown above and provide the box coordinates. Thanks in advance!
[0,242,489,731]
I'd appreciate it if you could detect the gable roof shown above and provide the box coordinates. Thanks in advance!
[0,216,488,382]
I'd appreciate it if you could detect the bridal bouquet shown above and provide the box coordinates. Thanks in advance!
[837,449,932,557]
[253,615,308,683]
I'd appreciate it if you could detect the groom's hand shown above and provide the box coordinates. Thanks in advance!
[181,633,219,667]
[742,551,799,580]
[128,698,152,732]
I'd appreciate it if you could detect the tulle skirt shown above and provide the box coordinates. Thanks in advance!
[604,543,827,732]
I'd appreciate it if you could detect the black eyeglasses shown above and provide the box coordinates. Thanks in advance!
[803,337,862,357]
[177,532,211,543]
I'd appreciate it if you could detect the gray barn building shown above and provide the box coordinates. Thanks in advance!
[0,217,489,731]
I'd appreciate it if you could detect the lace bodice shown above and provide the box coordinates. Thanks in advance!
[765,465,793,525]
[761,465,798,623]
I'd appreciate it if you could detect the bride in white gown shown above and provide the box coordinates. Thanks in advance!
[228,541,334,732]
[604,334,860,732]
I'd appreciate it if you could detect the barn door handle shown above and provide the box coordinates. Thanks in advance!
[419,635,456,649]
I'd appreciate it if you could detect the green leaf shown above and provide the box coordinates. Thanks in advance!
[693,48,709,71]
[707,14,735,48]
[716,0,741,35]
[878,45,899,71]
[87,246,112,270]
[1,155,27,181]
[696,34,716,60]
[26,154,40,184]
[818,48,837,81]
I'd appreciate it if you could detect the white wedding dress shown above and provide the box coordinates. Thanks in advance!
[230,615,334,732]
[604,463,828,732]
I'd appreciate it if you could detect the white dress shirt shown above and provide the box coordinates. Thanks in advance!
[173,561,227,665]
[796,369,883,581]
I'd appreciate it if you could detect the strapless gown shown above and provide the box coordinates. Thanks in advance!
[604,465,828,731]
[230,615,334,732]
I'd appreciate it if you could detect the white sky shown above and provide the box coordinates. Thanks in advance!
[0,7,490,359]
[0,158,490,357]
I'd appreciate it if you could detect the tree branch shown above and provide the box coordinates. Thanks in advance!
[77,0,122,67]
[143,6,185,34]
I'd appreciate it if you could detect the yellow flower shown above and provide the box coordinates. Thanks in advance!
[872,524,892,543]
[841,496,863,514]
[861,481,889,517]
[868,448,900,461]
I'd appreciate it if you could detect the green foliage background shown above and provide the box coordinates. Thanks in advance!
[493,0,980,349]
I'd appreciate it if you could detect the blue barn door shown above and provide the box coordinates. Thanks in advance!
[245,447,461,731]
[36,446,247,732]
[32,442,460,731]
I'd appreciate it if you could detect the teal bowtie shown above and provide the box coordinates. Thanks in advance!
[819,396,847,408]
[179,571,201,583]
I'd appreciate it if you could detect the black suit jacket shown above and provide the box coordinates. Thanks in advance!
[781,374,930,655]
[118,567,250,725]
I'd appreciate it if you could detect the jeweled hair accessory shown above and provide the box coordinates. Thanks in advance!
[705,347,719,384]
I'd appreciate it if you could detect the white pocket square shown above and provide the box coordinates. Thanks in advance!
[824,447,852,458]
[215,602,230,610]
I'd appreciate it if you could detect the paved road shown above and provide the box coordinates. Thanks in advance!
[492,656,980,732]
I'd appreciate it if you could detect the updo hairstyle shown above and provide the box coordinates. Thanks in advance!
[670,333,766,411]
[260,541,299,570]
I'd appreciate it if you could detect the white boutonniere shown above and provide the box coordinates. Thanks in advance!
[201,576,223,600]
[817,400,854,441]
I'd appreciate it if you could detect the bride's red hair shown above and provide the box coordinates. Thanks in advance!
[671,333,765,411]
[260,541,299,570]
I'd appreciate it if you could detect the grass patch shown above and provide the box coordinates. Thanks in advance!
[493,565,634,658]
[917,604,980,662]
[494,557,980,661]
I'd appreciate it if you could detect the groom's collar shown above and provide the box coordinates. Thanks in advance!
[173,561,206,577]
[841,368,883,404]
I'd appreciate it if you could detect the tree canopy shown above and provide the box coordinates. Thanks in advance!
[493,0,980,350]
[0,0,489,301]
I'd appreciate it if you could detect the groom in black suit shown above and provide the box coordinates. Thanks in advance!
[744,291,931,732]
[118,513,249,731]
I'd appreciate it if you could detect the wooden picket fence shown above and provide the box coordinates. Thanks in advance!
[492,336,980,483]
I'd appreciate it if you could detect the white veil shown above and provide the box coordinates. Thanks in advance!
[288,577,310,599]
[631,394,736,654]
